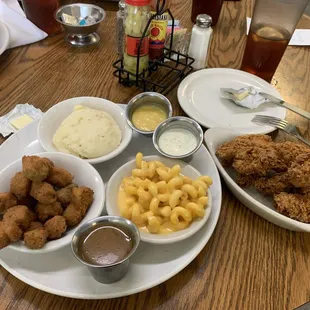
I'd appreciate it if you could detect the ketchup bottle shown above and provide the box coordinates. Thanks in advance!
[191,0,224,26]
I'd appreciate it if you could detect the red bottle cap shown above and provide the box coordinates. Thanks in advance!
[126,0,150,6]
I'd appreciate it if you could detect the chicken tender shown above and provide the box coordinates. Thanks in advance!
[0,220,23,242]
[56,183,77,207]
[288,152,310,188]
[44,216,67,240]
[0,227,10,249]
[46,167,73,188]
[27,221,44,232]
[233,144,287,176]
[3,205,33,230]
[236,174,256,187]
[24,228,48,249]
[22,155,51,182]
[275,141,310,166]
[274,192,310,223]
[72,186,94,216]
[254,173,290,196]
[30,182,57,204]
[216,134,273,166]
[0,193,18,213]
[63,203,82,227]
[36,201,63,222]
[10,172,31,198]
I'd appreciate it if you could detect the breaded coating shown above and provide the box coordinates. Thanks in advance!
[0,227,10,249]
[30,182,57,204]
[27,221,44,232]
[288,152,310,188]
[232,144,287,176]
[46,167,73,188]
[3,205,33,230]
[274,192,310,223]
[22,155,51,182]
[216,134,272,166]
[236,174,256,187]
[56,183,77,207]
[0,193,18,213]
[36,201,62,222]
[72,186,94,216]
[44,216,67,240]
[254,173,289,196]
[10,172,31,198]
[24,228,48,249]
[0,220,23,242]
[63,203,82,227]
[41,157,54,169]
[275,142,310,166]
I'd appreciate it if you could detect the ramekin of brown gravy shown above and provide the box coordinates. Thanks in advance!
[71,216,140,284]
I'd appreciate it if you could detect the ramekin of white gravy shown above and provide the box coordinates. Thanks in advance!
[153,116,203,159]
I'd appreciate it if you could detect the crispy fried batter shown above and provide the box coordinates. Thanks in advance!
[10,172,31,198]
[288,152,310,188]
[236,174,256,187]
[0,226,10,249]
[62,203,82,227]
[36,201,63,222]
[254,173,290,196]
[274,192,310,223]
[56,183,77,207]
[24,228,48,249]
[44,216,67,240]
[71,186,94,216]
[22,155,51,182]
[0,193,18,213]
[30,182,57,204]
[216,134,272,166]
[46,167,73,188]
[3,205,33,230]
[26,221,44,232]
[232,144,287,176]
[0,220,23,242]
[275,141,310,166]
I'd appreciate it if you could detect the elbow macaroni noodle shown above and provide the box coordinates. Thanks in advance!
[118,153,212,234]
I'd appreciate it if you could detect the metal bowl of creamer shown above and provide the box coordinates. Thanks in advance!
[126,92,173,136]
[153,116,203,159]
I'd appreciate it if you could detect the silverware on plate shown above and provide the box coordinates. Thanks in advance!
[252,115,310,147]
[259,92,310,121]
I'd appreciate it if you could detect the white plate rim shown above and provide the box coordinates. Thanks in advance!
[0,111,222,299]
[204,127,310,232]
[0,21,9,56]
[177,68,286,134]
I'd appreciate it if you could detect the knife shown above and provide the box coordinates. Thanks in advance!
[259,92,310,121]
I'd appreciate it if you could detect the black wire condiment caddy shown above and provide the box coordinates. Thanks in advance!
[112,0,194,95]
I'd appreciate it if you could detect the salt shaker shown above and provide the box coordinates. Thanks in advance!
[116,0,126,54]
[188,14,213,70]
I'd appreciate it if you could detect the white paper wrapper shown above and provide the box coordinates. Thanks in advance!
[221,86,268,109]
[0,104,43,137]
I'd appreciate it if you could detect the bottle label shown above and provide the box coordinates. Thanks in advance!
[126,36,149,57]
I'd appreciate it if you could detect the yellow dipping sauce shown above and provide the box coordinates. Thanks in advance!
[132,105,167,131]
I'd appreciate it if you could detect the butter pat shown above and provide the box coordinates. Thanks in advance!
[10,115,33,130]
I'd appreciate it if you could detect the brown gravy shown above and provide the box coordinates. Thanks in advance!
[78,225,133,266]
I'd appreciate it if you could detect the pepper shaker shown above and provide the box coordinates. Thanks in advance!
[116,0,126,54]
[188,14,213,70]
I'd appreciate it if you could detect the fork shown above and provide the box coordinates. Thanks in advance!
[252,115,310,147]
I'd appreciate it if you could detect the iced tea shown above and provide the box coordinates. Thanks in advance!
[241,25,290,82]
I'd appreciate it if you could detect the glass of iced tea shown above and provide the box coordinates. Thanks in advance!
[22,0,62,36]
[241,0,308,82]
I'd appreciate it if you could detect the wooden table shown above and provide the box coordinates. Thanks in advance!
[0,0,310,309]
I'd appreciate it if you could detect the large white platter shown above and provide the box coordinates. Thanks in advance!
[177,68,286,134]
[0,105,222,299]
[0,21,9,56]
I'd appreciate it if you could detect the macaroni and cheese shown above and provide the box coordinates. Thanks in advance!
[117,153,212,234]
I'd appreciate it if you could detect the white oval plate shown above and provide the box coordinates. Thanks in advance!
[0,21,9,56]
[204,127,310,232]
[177,68,286,134]
[0,105,222,299]
[106,155,212,244]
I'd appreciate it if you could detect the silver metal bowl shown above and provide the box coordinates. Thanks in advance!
[153,116,203,159]
[71,216,140,284]
[126,92,173,136]
[55,3,106,46]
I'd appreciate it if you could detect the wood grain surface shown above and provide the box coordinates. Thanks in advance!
[0,0,310,309]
